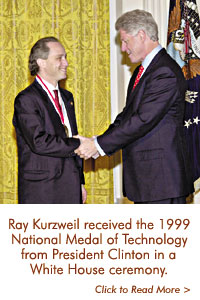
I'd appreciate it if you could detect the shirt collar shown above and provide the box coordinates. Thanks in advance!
[36,76,59,93]
[142,44,162,71]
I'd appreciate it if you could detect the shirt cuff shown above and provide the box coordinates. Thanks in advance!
[94,137,105,156]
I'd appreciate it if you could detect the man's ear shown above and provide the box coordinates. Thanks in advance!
[37,58,46,69]
[138,30,146,42]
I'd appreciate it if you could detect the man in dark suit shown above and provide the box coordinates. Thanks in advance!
[13,37,86,204]
[75,10,194,204]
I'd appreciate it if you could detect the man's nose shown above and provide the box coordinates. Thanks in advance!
[121,42,126,52]
[63,58,68,66]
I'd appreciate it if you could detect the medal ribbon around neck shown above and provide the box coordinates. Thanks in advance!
[36,75,64,124]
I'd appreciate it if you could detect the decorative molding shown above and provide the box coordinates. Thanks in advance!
[143,0,170,47]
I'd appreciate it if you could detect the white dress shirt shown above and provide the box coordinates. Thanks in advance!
[36,76,72,137]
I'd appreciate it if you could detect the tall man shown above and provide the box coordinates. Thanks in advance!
[13,37,86,204]
[75,10,194,204]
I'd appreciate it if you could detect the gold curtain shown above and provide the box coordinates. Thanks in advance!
[0,0,113,204]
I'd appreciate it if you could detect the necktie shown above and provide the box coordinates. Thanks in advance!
[53,90,69,136]
[132,65,144,90]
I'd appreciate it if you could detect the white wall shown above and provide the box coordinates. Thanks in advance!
[110,0,200,203]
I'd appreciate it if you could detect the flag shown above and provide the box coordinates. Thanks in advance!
[167,0,200,182]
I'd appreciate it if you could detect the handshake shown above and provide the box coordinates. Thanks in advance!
[73,135,100,160]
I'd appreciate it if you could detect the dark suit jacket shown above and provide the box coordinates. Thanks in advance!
[97,49,194,202]
[13,80,84,204]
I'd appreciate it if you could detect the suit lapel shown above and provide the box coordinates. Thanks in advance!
[126,65,141,108]
[60,89,78,135]
[127,65,140,98]
[32,80,66,137]
[122,48,167,118]
[127,48,167,102]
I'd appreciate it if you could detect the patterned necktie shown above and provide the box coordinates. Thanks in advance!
[132,65,144,90]
[53,90,64,124]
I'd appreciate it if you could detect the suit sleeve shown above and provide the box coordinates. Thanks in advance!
[97,66,185,155]
[13,93,80,157]
[106,67,139,132]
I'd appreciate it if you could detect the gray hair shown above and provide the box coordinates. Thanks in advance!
[115,9,158,41]
[29,36,60,76]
